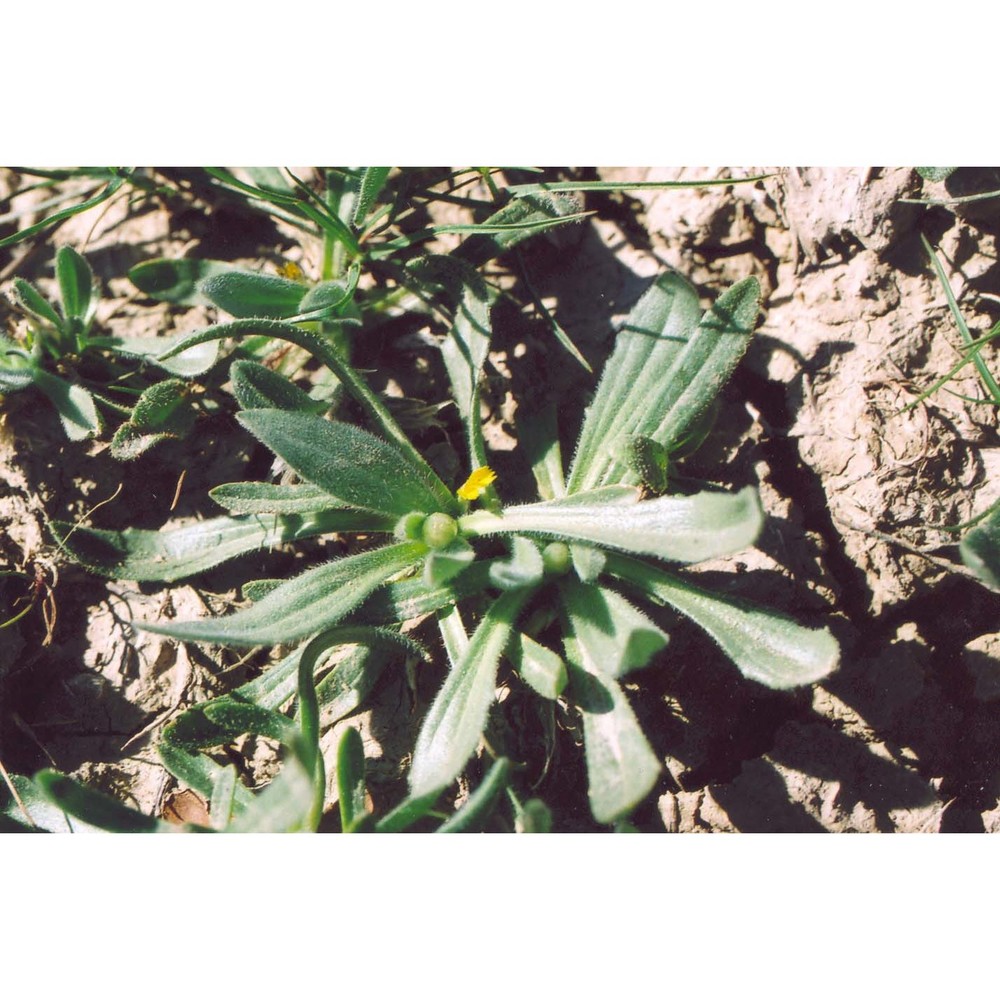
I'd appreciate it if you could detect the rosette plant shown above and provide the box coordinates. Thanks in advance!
[51,266,839,828]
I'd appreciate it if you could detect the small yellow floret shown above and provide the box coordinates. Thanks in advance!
[278,261,305,281]
[457,465,497,501]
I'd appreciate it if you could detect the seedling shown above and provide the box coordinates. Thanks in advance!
[1,245,217,452]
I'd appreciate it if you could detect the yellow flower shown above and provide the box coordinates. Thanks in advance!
[278,260,305,281]
[457,465,496,501]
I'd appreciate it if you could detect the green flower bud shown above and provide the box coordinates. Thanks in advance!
[422,512,459,550]
[542,541,571,576]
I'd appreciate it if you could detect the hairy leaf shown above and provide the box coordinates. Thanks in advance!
[569,273,760,491]
[461,486,764,564]
[409,587,534,798]
[230,359,325,413]
[199,270,306,319]
[238,409,454,517]
[606,552,840,689]
[562,578,669,678]
[141,540,427,645]
[563,631,661,825]
[50,508,371,582]
[129,257,236,305]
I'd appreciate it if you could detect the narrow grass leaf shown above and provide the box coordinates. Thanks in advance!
[0,172,125,250]
[605,552,840,689]
[452,192,585,268]
[409,587,534,798]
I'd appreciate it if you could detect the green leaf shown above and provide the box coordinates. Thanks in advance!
[461,486,764,564]
[129,257,237,305]
[141,540,427,645]
[297,277,357,320]
[209,766,238,829]
[199,270,306,319]
[488,535,545,589]
[238,409,455,517]
[34,770,180,833]
[353,167,392,227]
[356,560,495,623]
[11,277,62,329]
[158,739,255,815]
[515,798,553,833]
[605,552,840,689]
[562,578,668,678]
[409,587,534,798]
[0,341,38,393]
[336,727,369,832]
[436,757,511,832]
[916,167,956,182]
[423,537,476,587]
[0,773,106,833]
[519,403,566,500]
[209,481,347,515]
[961,506,1000,591]
[55,246,95,327]
[452,191,585,268]
[315,642,397,729]
[109,331,219,377]
[570,544,606,583]
[226,739,317,833]
[509,631,567,699]
[230,359,325,413]
[32,369,100,440]
[202,700,296,742]
[154,319,449,494]
[110,378,194,460]
[439,272,495,469]
[568,273,760,491]
[563,633,661,825]
[51,507,373,582]
[375,790,441,833]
